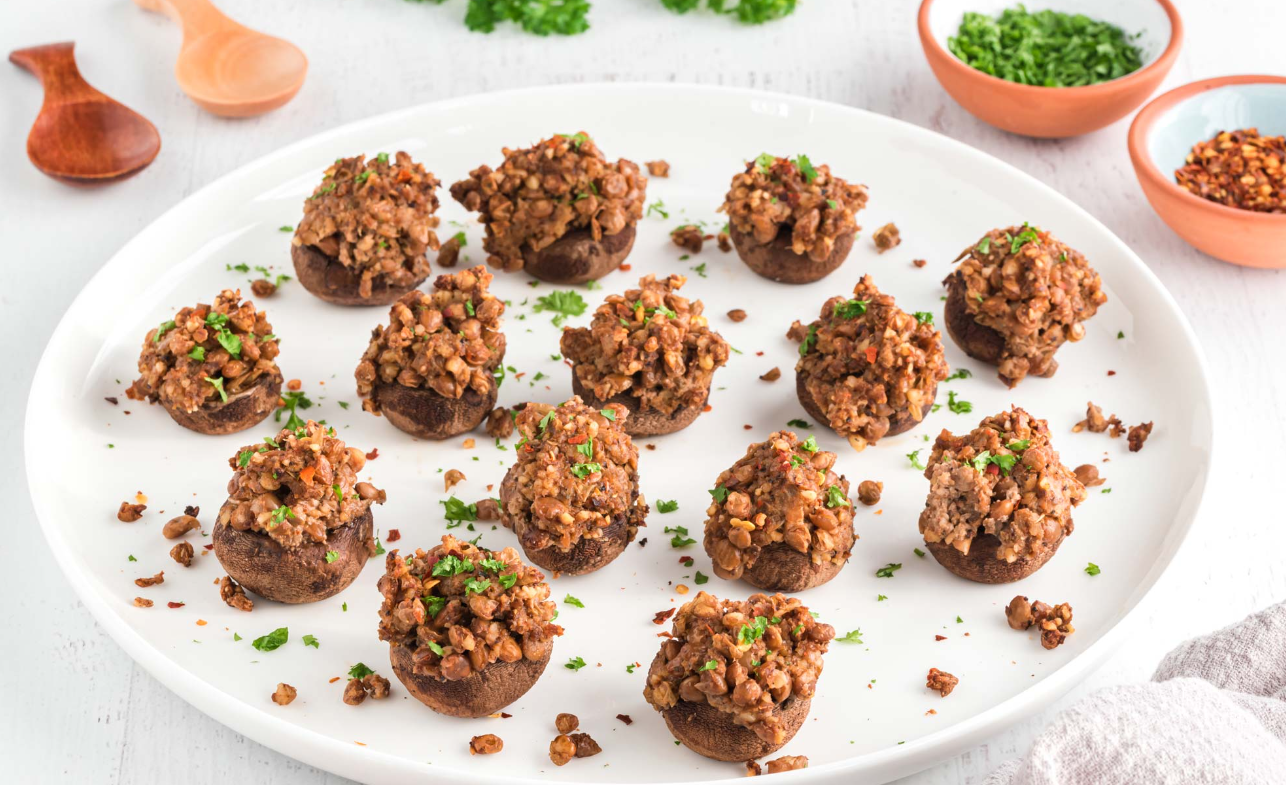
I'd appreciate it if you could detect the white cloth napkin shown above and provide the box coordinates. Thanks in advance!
[985,601,1286,785]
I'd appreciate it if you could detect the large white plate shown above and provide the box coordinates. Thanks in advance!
[25,84,1212,785]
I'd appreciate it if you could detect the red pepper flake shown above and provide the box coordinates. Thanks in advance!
[616,713,633,725]
[104,396,118,405]
[167,601,185,609]
[1107,370,1116,376]
[702,404,712,413]
[986,463,1000,475]
[935,634,947,641]
[196,619,207,626]
[620,263,632,271]
[913,258,927,268]
[568,433,588,445]
[925,709,938,716]
[743,424,753,430]
[652,607,677,625]
[865,346,878,363]
[500,712,513,718]
[366,448,380,460]
[299,466,316,484]
[679,556,694,567]
[755,351,764,357]
[656,631,674,638]
[203,543,215,551]
[386,529,401,542]
[329,676,341,683]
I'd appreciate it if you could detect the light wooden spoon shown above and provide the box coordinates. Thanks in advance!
[135,0,307,117]
[9,42,161,184]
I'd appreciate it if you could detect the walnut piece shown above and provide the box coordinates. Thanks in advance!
[570,732,601,758]
[117,502,146,522]
[872,222,901,253]
[1128,422,1153,452]
[220,575,254,612]
[555,712,579,734]
[470,734,503,755]
[271,683,297,705]
[170,541,194,567]
[765,755,809,773]
[134,571,164,588]
[549,734,576,766]
[926,667,958,697]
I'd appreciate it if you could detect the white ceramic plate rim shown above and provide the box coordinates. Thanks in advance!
[25,82,1213,785]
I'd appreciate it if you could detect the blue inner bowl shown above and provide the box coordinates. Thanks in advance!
[1147,83,1286,174]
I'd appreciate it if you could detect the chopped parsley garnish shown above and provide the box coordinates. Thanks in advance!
[753,152,776,172]
[976,236,992,254]
[800,435,818,453]
[786,418,811,428]
[564,656,587,671]
[907,449,925,470]
[570,462,602,478]
[1007,439,1031,451]
[914,547,926,557]
[478,557,507,573]
[657,499,679,513]
[302,634,319,648]
[913,311,935,325]
[251,627,288,652]
[875,562,902,578]
[1085,562,1101,576]
[946,390,972,414]
[694,570,709,585]
[737,615,777,645]
[698,660,719,672]
[877,594,888,601]
[837,628,864,644]
[533,289,587,327]
[274,390,313,430]
[153,319,177,342]
[188,346,206,362]
[563,594,585,608]
[498,572,518,589]
[269,505,295,525]
[325,550,339,563]
[427,640,445,656]
[431,554,475,577]
[347,662,374,680]
[826,199,838,209]
[440,496,478,525]
[945,368,973,382]
[662,0,798,25]
[825,485,850,508]
[626,663,637,673]
[1117,330,1125,339]
[833,298,869,319]
[665,525,696,548]
[798,324,819,357]
[599,407,616,421]
[691,262,708,278]
[709,485,729,503]
[970,450,1018,475]
[576,436,595,459]
[646,199,669,219]
[794,154,818,183]
[464,577,492,594]
[423,595,447,617]
[1008,222,1040,252]
[204,376,227,403]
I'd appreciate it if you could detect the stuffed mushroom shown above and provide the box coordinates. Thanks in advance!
[213,420,384,603]
[499,396,648,575]
[643,591,833,761]
[560,274,729,437]
[704,431,855,592]
[792,275,947,451]
[126,289,282,435]
[450,132,646,284]
[944,224,1106,387]
[292,152,441,306]
[377,535,562,717]
[355,265,505,440]
[918,407,1086,584]
[720,154,868,284]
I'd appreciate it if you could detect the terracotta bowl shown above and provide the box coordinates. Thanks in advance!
[918,0,1182,138]
[1128,76,1286,268]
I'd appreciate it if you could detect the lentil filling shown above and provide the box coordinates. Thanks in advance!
[127,289,280,414]
[795,274,947,450]
[948,224,1106,386]
[560,274,730,415]
[449,133,647,272]
[355,265,505,412]
[720,154,868,261]
[643,591,834,745]
[919,407,1086,563]
[293,152,441,299]
[503,397,648,553]
[218,420,384,549]
[704,431,854,580]
[377,535,562,680]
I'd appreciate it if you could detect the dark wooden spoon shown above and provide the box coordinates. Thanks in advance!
[9,42,161,185]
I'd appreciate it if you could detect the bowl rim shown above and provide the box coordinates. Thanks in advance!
[917,0,1184,96]
[1127,74,1286,224]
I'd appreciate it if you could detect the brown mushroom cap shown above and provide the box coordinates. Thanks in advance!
[925,531,1065,584]
[740,523,855,593]
[497,467,634,576]
[730,225,854,285]
[291,243,428,307]
[521,225,635,285]
[661,691,810,761]
[570,374,706,437]
[371,382,496,440]
[389,641,550,718]
[162,371,282,436]
[795,371,937,441]
[212,504,373,603]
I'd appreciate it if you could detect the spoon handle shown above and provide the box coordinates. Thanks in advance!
[8,42,98,100]
[133,0,240,43]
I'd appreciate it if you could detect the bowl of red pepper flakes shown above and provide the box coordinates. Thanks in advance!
[1128,75,1286,268]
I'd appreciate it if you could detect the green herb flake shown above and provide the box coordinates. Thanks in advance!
[563,594,585,608]
[875,562,902,578]
[302,634,319,648]
[533,290,587,327]
[698,659,719,672]
[947,390,972,414]
[665,525,696,548]
[657,499,679,513]
[694,570,709,585]
[325,550,339,564]
[825,485,850,508]
[837,628,864,644]
[251,627,289,652]
[347,662,374,680]
[907,449,926,470]
[1085,562,1102,576]
[564,656,587,671]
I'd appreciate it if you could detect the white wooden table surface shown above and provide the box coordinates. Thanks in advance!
[2,1,1283,782]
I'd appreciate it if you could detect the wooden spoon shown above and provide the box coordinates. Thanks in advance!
[9,42,161,185]
[135,0,307,118]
